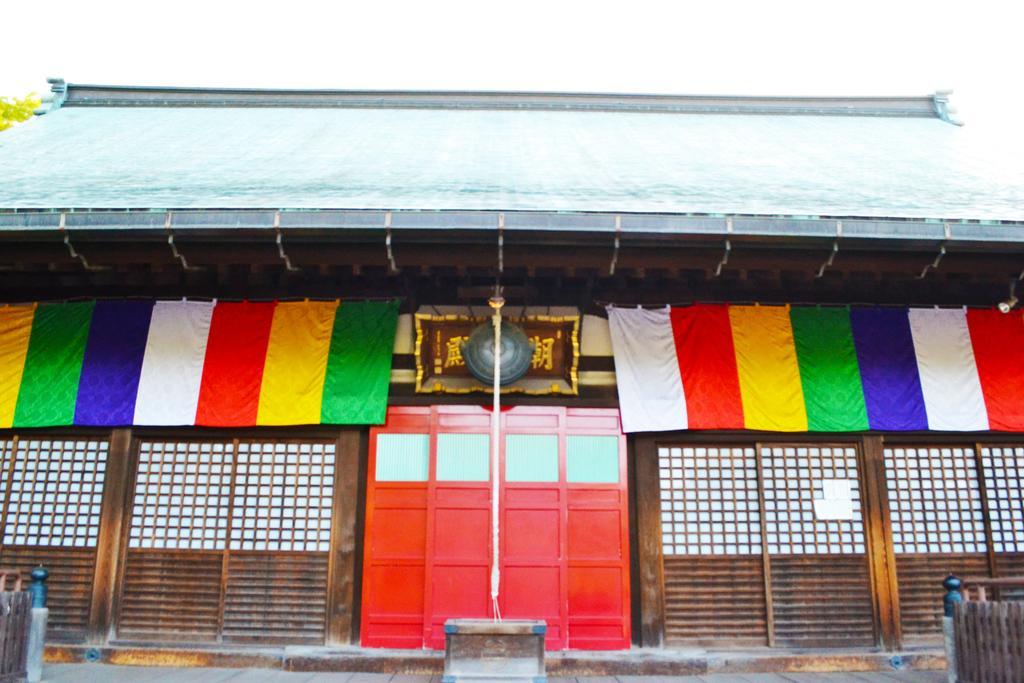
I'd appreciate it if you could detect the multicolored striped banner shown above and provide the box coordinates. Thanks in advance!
[0,299,399,428]
[608,304,1024,433]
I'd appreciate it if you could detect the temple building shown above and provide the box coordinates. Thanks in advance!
[0,80,1023,664]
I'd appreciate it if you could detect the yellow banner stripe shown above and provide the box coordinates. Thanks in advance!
[729,305,808,432]
[0,305,36,428]
[257,301,339,426]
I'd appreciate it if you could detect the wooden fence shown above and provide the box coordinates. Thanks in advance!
[0,572,31,683]
[954,600,1024,683]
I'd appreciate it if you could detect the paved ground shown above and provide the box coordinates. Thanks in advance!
[42,663,946,682]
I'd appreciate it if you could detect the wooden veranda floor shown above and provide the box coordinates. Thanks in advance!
[44,664,946,682]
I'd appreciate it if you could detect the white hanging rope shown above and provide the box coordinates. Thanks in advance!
[489,294,503,622]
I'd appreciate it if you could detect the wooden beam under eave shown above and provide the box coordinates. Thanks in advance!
[3,237,1024,280]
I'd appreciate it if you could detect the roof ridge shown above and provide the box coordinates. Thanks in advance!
[37,79,955,122]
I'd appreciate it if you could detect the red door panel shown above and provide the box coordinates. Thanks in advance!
[502,565,563,645]
[361,406,630,650]
[427,490,491,648]
[564,409,631,650]
[360,409,431,648]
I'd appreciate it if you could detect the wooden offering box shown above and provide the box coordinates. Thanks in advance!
[442,619,546,682]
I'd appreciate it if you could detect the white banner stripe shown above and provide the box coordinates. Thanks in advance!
[133,301,215,425]
[908,308,989,431]
[607,306,687,433]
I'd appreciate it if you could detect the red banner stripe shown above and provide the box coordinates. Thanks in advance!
[195,302,276,427]
[967,308,1024,431]
[669,304,745,430]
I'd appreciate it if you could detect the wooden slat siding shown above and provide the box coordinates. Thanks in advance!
[116,549,222,642]
[0,546,96,642]
[633,435,665,648]
[769,554,876,647]
[895,553,989,642]
[994,553,1024,602]
[954,601,1024,683]
[663,556,767,645]
[221,552,329,644]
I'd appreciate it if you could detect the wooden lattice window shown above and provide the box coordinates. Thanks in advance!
[761,445,865,555]
[884,446,986,554]
[229,441,335,552]
[3,439,107,548]
[120,437,337,645]
[980,446,1024,553]
[130,441,232,550]
[658,446,762,556]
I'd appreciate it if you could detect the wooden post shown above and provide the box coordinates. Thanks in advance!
[87,428,135,645]
[326,428,364,644]
[860,434,902,650]
[633,435,665,648]
[972,444,999,584]
[753,443,776,647]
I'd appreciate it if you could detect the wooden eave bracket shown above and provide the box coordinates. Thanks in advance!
[713,217,734,277]
[274,212,300,272]
[60,212,109,271]
[917,222,951,279]
[385,211,399,273]
[815,220,843,279]
[609,215,622,276]
[165,212,203,271]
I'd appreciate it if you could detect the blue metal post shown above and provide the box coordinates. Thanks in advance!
[27,566,49,683]
[943,574,963,617]
[942,574,962,683]
[29,567,48,609]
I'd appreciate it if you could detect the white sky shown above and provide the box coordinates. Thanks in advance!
[3,0,1023,127]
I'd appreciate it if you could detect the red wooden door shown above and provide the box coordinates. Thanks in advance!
[361,405,630,650]
[361,407,431,648]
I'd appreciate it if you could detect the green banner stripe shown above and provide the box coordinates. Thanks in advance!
[790,306,869,431]
[14,302,95,427]
[321,300,399,425]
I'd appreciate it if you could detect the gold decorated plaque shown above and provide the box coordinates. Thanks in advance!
[414,313,579,395]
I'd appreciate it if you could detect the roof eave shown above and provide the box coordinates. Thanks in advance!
[1,208,1020,249]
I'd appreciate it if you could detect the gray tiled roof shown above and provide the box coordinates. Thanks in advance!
[1,87,1021,220]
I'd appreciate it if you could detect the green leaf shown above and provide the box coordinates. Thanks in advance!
[0,93,42,132]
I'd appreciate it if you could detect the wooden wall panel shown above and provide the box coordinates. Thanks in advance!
[895,553,989,642]
[664,556,767,645]
[116,549,223,642]
[222,552,328,644]
[0,546,96,642]
[996,553,1024,601]
[0,435,110,643]
[770,554,875,647]
[114,437,338,645]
